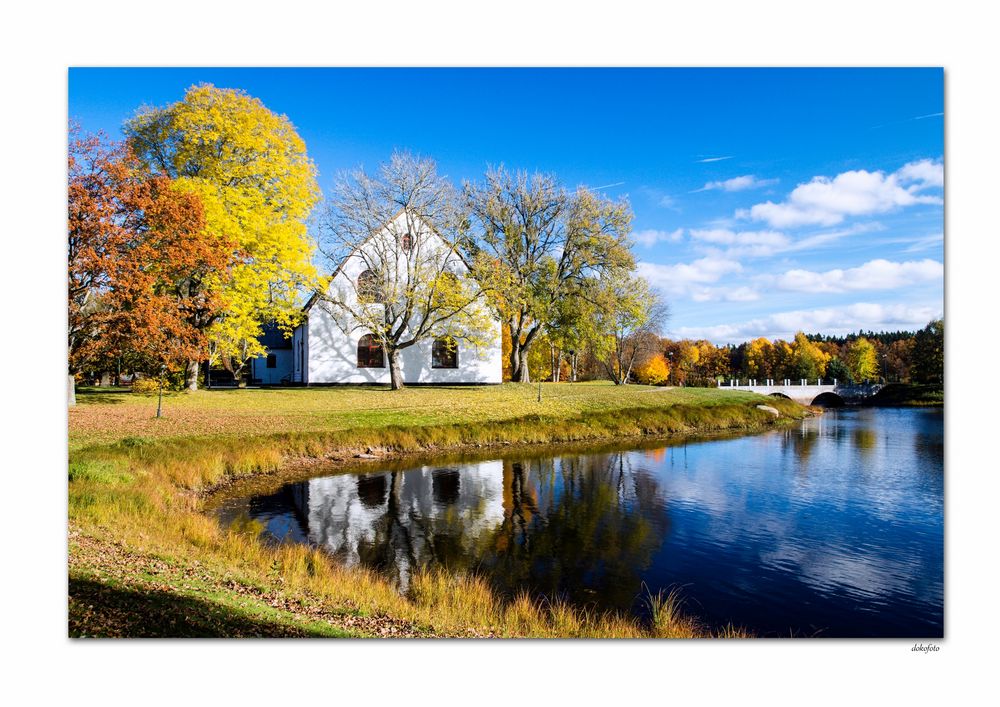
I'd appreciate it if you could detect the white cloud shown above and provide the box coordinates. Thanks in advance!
[634,228,684,247]
[740,159,943,228]
[695,175,778,192]
[896,158,944,189]
[637,257,743,298]
[689,228,789,254]
[658,194,680,210]
[690,285,761,303]
[772,258,943,293]
[673,302,941,344]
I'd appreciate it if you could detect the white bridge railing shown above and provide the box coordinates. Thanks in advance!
[726,379,837,387]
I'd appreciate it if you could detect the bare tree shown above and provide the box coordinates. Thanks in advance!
[465,167,633,383]
[316,152,493,390]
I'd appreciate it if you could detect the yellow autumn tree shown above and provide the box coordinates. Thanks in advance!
[791,331,831,381]
[126,84,320,388]
[845,336,879,382]
[678,342,701,383]
[744,337,773,379]
[770,339,794,380]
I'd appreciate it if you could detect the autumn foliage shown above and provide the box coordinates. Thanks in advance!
[634,354,671,386]
[125,84,320,386]
[68,125,233,379]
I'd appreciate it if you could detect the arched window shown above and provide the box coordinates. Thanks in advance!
[357,269,381,303]
[356,474,387,509]
[432,468,461,505]
[432,337,458,369]
[357,334,385,368]
[401,232,413,252]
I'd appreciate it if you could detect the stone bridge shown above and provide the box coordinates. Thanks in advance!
[725,380,884,406]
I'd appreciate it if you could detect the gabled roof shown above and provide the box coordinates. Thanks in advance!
[258,321,294,349]
[303,208,472,313]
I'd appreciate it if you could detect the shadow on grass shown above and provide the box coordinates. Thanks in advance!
[74,388,133,406]
[69,576,345,638]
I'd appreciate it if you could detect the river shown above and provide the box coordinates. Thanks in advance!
[215,407,943,637]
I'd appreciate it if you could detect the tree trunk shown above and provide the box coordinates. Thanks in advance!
[513,347,530,383]
[509,338,523,383]
[388,349,404,390]
[571,352,578,382]
[68,374,76,407]
[185,359,199,391]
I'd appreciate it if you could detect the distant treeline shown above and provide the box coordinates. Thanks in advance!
[519,319,944,387]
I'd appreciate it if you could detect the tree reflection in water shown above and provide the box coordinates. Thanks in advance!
[483,454,669,611]
[220,409,945,636]
[254,453,670,611]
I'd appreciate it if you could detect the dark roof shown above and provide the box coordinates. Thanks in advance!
[258,322,294,350]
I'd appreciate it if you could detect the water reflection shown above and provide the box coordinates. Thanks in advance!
[220,408,944,637]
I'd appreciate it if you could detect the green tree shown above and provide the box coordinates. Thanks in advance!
[544,280,599,382]
[911,319,944,384]
[465,167,634,383]
[125,84,321,389]
[590,275,667,385]
[826,357,851,384]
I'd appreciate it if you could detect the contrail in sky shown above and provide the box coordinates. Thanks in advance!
[593,181,625,189]
[696,156,733,163]
[870,112,943,129]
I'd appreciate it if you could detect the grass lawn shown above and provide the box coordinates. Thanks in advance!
[70,381,769,449]
[68,381,804,638]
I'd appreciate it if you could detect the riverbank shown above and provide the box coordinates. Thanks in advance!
[69,382,807,638]
[867,383,944,407]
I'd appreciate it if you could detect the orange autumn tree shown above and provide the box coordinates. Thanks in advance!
[68,127,134,394]
[634,353,670,385]
[68,127,232,400]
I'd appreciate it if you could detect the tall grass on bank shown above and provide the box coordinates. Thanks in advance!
[70,392,803,638]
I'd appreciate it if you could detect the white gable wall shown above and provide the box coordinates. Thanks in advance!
[305,215,502,384]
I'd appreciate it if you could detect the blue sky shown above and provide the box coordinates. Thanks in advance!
[68,67,943,344]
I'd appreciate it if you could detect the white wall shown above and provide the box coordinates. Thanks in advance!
[301,460,505,588]
[306,214,502,384]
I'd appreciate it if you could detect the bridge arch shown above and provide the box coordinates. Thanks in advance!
[769,392,791,400]
[810,392,844,407]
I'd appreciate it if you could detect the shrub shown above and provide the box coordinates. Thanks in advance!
[131,378,161,395]
[634,354,670,386]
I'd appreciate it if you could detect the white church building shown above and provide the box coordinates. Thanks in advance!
[249,212,502,386]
